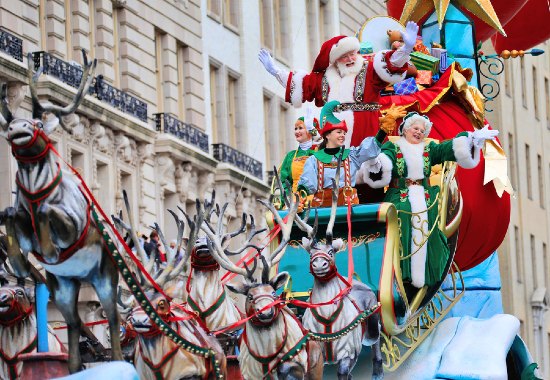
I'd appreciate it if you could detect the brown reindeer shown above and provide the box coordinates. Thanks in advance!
[291,170,383,379]
[0,51,123,373]
[114,191,227,379]
[202,195,324,380]
[0,281,65,380]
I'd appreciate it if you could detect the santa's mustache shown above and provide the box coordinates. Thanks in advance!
[336,56,364,77]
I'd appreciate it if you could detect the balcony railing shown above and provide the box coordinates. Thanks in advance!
[0,29,23,62]
[154,112,209,153]
[212,143,263,180]
[32,51,85,89]
[93,75,148,122]
[31,52,148,122]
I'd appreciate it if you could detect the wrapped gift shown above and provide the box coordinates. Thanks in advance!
[393,77,418,95]
[431,48,448,72]
[410,51,440,73]
[359,41,373,55]
[414,38,430,55]
[415,70,433,86]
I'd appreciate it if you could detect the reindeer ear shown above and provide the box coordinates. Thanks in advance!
[332,238,344,252]
[301,237,312,251]
[270,271,290,291]
[226,281,250,295]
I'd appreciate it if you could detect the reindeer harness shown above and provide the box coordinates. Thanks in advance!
[11,122,93,265]
[0,335,37,380]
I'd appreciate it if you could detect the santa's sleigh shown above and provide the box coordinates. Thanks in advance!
[268,160,465,370]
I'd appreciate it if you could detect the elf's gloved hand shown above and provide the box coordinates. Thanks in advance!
[304,105,315,132]
[259,49,280,77]
[402,21,419,53]
[365,157,382,173]
[472,125,499,149]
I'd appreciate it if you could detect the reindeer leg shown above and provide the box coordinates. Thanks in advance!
[278,362,305,380]
[90,248,122,361]
[2,207,31,277]
[47,272,83,373]
[337,356,358,380]
[36,203,78,263]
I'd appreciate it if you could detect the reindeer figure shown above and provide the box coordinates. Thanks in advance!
[185,191,265,332]
[274,161,383,379]
[114,191,227,379]
[0,282,65,380]
[0,51,124,373]
[202,195,324,380]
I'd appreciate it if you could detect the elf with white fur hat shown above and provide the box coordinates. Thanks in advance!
[259,22,419,148]
[278,105,321,198]
[362,112,499,289]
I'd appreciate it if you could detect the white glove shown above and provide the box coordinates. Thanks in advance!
[401,21,419,53]
[304,106,315,132]
[259,49,280,77]
[472,125,499,149]
[366,157,382,173]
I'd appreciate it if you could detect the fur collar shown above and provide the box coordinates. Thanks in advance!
[394,138,425,179]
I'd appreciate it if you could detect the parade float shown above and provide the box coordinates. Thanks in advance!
[0,1,547,379]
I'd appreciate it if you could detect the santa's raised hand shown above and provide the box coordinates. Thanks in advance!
[258,48,288,86]
[402,21,419,53]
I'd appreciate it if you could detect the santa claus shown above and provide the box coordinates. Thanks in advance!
[259,21,419,147]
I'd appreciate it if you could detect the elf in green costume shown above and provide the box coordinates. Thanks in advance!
[363,112,499,288]
[278,106,321,198]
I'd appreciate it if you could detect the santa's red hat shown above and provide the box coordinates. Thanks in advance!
[312,36,360,72]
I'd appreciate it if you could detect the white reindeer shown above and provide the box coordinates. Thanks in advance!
[113,191,227,380]
[0,51,124,373]
[275,158,383,380]
[201,195,324,380]
[0,282,65,380]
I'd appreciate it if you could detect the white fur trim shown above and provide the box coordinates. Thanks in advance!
[452,133,480,169]
[408,184,428,288]
[289,70,307,108]
[329,36,360,64]
[395,138,425,179]
[360,153,393,188]
[373,50,406,84]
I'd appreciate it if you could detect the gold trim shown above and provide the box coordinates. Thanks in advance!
[377,202,409,336]
[382,262,465,371]
[437,162,463,238]
[408,286,428,314]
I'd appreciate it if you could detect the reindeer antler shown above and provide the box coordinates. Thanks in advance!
[28,49,97,132]
[0,84,13,131]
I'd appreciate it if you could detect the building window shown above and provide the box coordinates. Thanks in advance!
[279,103,289,154]
[155,30,166,112]
[521,58,527,108]
[260,0,289,61]
[538,154,544,208]
[177,44,188,121]
[209,64,221,143]
[533,67,539,119]
[227,74,239,148]
[544,243,548,288]
[264,94,273,170]
[260,0,273,51]
[526,144,532,199]
[508,133,517,189]
[531,234,537,288]
[223,0,239,30]
[504,60,511,97]
[207,0,222,20]
[545,77,549,129]
[515,225,523,284]
[39,0,46,50]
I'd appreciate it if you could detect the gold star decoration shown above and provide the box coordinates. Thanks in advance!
[399,0,506,36]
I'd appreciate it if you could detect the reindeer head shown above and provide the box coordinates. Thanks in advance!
[226,257,290,326]
[0,51,96,162]
[0,284,33,326]
[128,292,172,336]
[304,237,345,282]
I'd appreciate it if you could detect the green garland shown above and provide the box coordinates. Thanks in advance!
[91,207,223,379]
[307,305,379,342]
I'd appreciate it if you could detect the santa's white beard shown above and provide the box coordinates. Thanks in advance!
[335,56,364,78]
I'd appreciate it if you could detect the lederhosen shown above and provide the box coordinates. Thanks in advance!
[311,157,359,207]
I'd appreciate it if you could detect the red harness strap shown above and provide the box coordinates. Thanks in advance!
[11,126,53,163]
